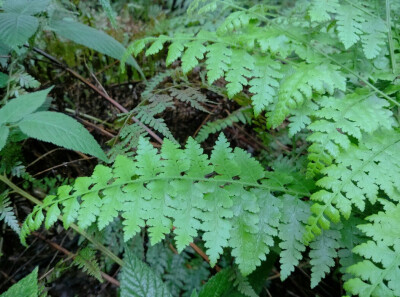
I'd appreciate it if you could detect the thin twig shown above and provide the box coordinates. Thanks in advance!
[33,232,120,286]
[31,47,163,144]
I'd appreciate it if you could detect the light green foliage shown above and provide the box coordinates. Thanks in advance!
[72,247,103,282]
[305,130,400,243]
[309,227,341,288]
[195,106,252,143]
[197,269,234,297]
[120,249,173,297]
[344,200,400,297]
[249,56,282,116]
[268,63,346,128]
[278,195,310,280]
[308,0,388,59]
[21,134,312,276]
[0,267,38,297]
[0,192,20,234]
[306,90,394,176]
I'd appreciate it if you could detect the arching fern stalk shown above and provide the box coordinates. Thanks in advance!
[21,134,313,277]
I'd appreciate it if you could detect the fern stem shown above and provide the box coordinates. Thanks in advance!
[386,0,397,74]
[0,175,124,267]
[36,176,311,210]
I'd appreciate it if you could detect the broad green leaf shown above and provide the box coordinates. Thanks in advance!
[120,249,172,297]
[49,19,143,77]
[0,72,8,88]
[198,269,234,297]
[0,88,52,125]
[0,267,38,297]
[0,13,39,47]
[0,125,9,151]
[18,111,108,162]
[2,0,49,15]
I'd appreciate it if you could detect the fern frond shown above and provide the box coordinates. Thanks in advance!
[249,56,282,116]
[336,5,364,49]
[309,226,340,288]
[268,63,346,128]
[205,43,232,84]
[360,16,387,59]
[307,90,394,177]
[188,0,219,15]
[73,247,103,282]
[0,192,20,234]
[278,195,310,280]
[344,200,400,297]
[108,124,146,159]
[21,134,312,276]
[308,0,339,22]
[195,106,252,143]
[305,130,400,243]
[225,49,255,98]
[169,87,210,113]
[181,40,207,73]
[142,70,174,100]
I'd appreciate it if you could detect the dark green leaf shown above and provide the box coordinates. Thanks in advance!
[0,13,38,47]
[0,88,52,125]
[0,125,9,151]
[49,19,143,77]
[120,249,172,297]
[2,0,49,15]
[0,267,38,297]
[18,111,108,162]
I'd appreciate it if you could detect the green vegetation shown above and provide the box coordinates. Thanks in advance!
[1,0,400,296]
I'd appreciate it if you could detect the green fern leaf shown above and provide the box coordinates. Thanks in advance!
[337,217,364,281]
[21,133,311,276]
[166,35,191,66]
[195,107,252,143]
[225,49,254,98]
[308,0,339,22]
[305,130,400,243]
[205,43,232,84]
[73,247,103,282]
[344,200,400,297]
[360,17,387,59]
[309,227,341,288]
[146,35,169,56]
[278,195,310,280]
[181,41,207,73]
[307,90,394,176]
[249,56,282,116]
[169,87,210,113]
[268,63,346,128]
[0,192,20,234]
[120,249,172,297]
[336,5,364,49]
